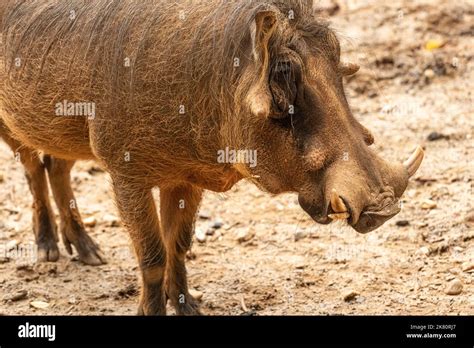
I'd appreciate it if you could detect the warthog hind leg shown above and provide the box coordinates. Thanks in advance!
[44,156,105,266]
[0,129,59,262]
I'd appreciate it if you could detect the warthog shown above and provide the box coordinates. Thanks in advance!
[0,0,423,315]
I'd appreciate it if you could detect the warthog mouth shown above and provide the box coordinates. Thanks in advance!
[300,192,401,233]
[353,201,401,233]
[325,188,402,233]
[299,146,424,233]
[307,191,352,226]
[327,190,352,222]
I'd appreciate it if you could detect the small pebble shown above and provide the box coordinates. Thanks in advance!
[464,212,474,224]
[295,262,307,269]
[294,230,308,242]
[30,300,50,309]
[396,220,410,227]
[16,264,34,271]
[424,68,435,79]
[445,279,463,295]
[343,290,359,302]
[427,131,448,141]
[103,214,120,227]
[83,216,97,227]
[425,39,444,51]
[421,199,437,210]
[461,261,474,273]
[25,274,40,282]
[236,228,255,243]
[6,290,28,302]
[416,246,430,256]
[415,176,438,183]
[189,289,203,301]
[195,228,207,243]
[198,211,211,220]
[210,220,223,229]
[205,228,215,236]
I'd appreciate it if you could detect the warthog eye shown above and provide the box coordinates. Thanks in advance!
[269,60,298,120]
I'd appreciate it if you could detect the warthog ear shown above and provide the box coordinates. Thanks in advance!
[251,10,277,63]
[246,10,278,118]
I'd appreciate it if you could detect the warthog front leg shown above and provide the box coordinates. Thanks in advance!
[112,177,167,315]
[44,156,105,266]
[0,130,59,262]
[160,184,203,315]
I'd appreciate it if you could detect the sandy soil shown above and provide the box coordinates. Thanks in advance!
[0,0,473,315]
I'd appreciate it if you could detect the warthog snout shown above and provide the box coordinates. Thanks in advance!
[299,146,424,233]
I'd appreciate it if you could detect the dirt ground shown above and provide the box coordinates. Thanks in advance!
[0,0,473,315]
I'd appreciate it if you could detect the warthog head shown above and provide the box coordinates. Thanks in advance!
[231,3,423,233]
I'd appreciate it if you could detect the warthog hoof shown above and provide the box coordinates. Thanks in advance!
[137,297,167,316]
[168,291,202,316]
[36,238,60,262]
[61,224,106,266]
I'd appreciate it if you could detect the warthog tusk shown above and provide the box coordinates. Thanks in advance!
[328,212,350,220]
[403,146,424,177]
[330,189,348,213]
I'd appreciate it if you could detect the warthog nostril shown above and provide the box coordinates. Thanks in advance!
[355,203,401,233]
[364,201,401,217]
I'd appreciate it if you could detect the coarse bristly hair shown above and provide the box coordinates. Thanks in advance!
[1,0,330,181]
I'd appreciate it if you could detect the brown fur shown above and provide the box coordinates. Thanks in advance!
[0,0,414,315]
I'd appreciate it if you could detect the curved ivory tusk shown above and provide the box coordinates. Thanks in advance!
[403,146,424,177]
[330,189,348,213]
[339,62,360,76]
